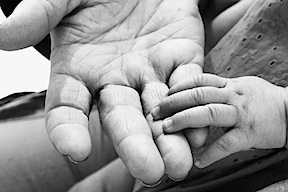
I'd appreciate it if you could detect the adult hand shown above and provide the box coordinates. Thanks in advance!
[153,74,288,168]
[0,0,205,184]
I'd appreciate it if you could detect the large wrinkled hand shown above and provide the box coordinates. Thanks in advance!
[153,74,288,167]
[0,0,205,184]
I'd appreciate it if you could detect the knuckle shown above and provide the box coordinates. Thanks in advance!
[193,74,206,86]
[205,105,218,123]
[222,89,233,101]
[182,110,192,122]
[191,88,205,104]
[215,137,233,154]
[238,128,250,149]
[167,96,175,107]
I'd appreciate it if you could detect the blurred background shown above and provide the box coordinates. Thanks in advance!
[0,8,50,99]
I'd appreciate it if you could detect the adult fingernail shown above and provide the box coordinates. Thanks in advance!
[66,155,88,165]
[151,106,160,119]
[168,173,189,182]
[163,118,173,130]
[140,178,162,188]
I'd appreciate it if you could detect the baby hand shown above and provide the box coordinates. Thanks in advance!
[152,74,288,168]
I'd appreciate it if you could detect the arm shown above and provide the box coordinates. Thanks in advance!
[202,0,255,53]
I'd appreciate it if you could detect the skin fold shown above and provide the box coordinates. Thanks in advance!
[0,0,257,191]
[68,0,257,191]
[154,74,288,168]
[0,0,205,185]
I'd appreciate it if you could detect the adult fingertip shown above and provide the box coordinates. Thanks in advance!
[55,139,92,163]
[66,155,89,164]
[168,172,189,182]
[157,134,193,179]
[118,135,165,185]
[49,124,92,162]
[57,141,92,163]
[140,178,163,188]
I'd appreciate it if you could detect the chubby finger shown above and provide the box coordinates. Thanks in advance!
[163,104,237,132]
[152,87,228,120]
[169,74,228,95]
[168,65,208,150]
[142,82,193,181]
[195,128,251,168]
[45,74,92,162]
[99,85,164,185]
[185,127,209,149]
[0,0,81,50]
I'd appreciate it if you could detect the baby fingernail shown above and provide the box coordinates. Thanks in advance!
[194,159,201,167]
[151,106,160,119]
[163,118,173,130]
[140,178,162,188]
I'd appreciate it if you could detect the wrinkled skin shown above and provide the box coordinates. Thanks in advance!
[0,0,205,184]
[69,1,258,191]
[153,74,288,168]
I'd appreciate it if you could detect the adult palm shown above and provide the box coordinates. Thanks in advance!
[0,0,204,184]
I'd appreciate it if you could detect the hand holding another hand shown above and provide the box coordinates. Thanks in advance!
[152,74,288,168]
